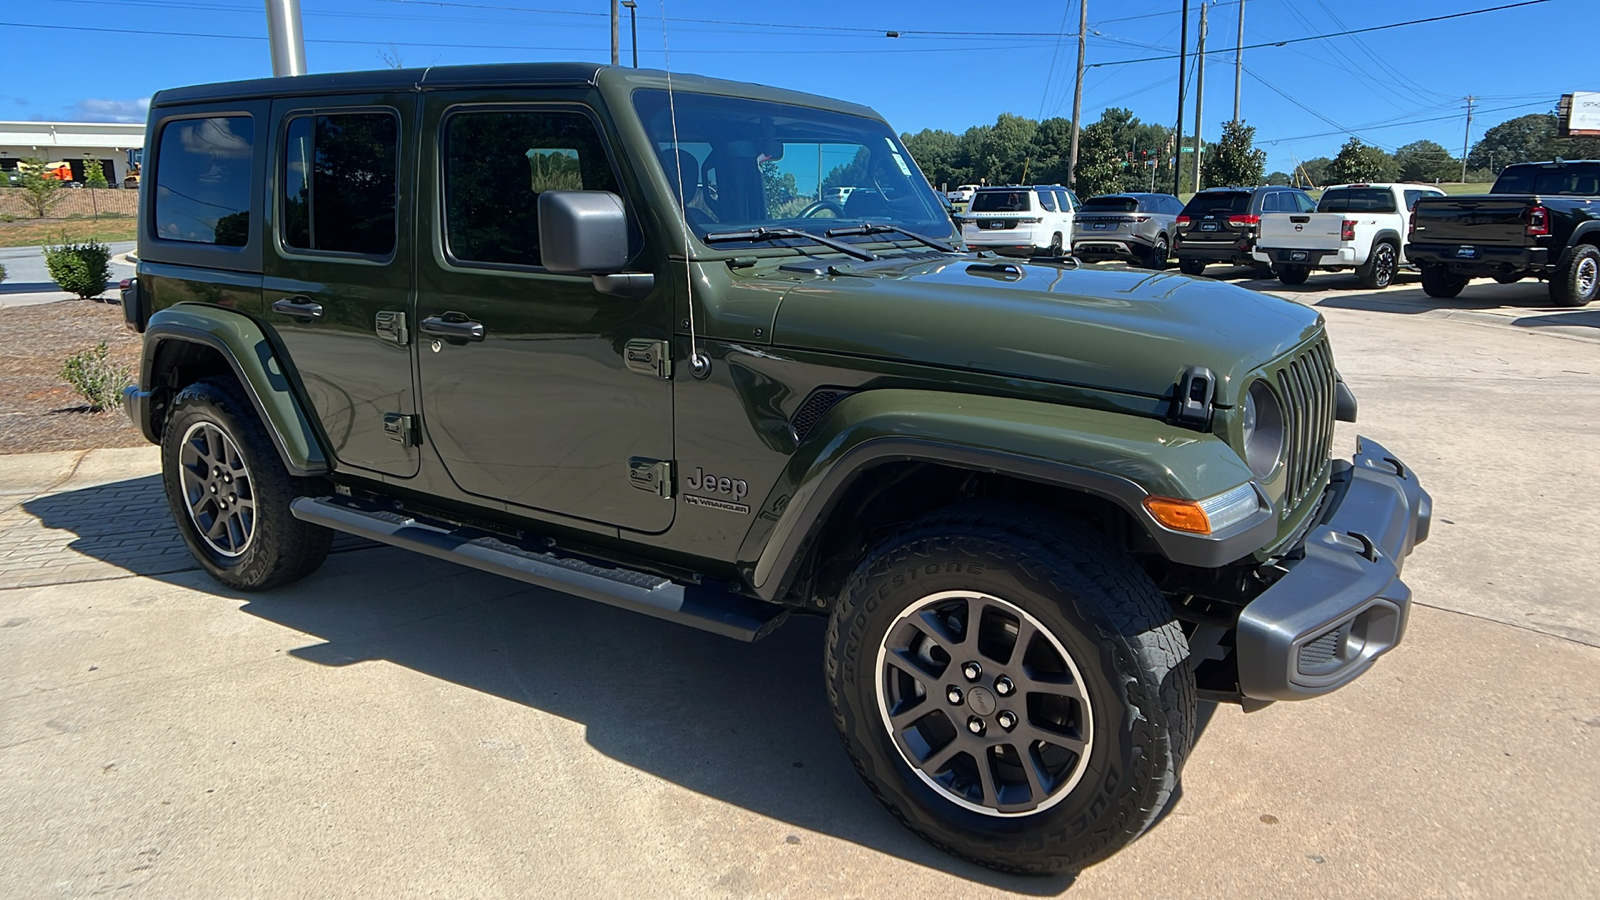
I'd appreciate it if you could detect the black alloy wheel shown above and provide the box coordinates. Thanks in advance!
[1357,241,1398,289]
[1144,235,1169,270]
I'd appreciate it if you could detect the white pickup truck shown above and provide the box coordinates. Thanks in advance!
[1254,183,1446,288]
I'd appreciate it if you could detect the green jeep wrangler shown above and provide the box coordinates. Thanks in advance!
[121,63,1430,874]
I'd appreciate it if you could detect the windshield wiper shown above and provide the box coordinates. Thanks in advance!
[825,223,956,253]
[702,227,878,261]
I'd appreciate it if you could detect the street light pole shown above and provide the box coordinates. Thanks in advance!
[610,0,619,66]
[1174,0,1188,196]
[622,0,638,66]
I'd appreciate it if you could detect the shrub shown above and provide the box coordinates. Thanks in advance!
[0,261,7,284]
[43,236,112,299]
[60,342,131,412]
[83,153,110,189]
[16,156,65,218]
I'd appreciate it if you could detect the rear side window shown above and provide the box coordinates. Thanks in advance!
[443,108,619,268]
[1318,188,1398,213]
[282,111,399,256]
[1181,191,1251,217]
[1084,197,1138,212]
[971,190,1032,212]
[154,115,254,246]
[1037,190,1058,212]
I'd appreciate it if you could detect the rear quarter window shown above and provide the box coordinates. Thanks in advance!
[154,115,255,246]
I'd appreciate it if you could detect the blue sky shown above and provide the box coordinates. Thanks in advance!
[0,0,1588,173]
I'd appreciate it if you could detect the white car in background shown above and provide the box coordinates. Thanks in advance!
[947,184,979,206]
[960,185,1080,256]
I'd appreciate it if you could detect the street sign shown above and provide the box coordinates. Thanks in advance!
[1180,146,1194,153]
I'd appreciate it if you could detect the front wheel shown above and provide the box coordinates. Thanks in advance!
[1277,264,1310,285]
[1550,244,1600,307]
[1420,263,1467,298]
[825,506,1194,875]
[161,377,332,590]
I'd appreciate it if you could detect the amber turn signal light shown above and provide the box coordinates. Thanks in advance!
[1142,496,1211,534]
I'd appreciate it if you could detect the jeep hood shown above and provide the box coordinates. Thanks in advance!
[769,257,1323,405]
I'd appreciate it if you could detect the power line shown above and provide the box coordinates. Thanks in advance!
[1089,1,1552,68]
[1256,100,1552,146]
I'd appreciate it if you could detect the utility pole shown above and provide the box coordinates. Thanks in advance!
[610,0,620,66]
[1233,0,1244,123]
[1461,95,1477,182]
[1193,0,1208,191]
[1067,0,1088,188]
[264,0,307,77]
[1175,0,1189,196]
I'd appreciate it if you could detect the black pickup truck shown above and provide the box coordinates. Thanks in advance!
[1407,160,1600,305]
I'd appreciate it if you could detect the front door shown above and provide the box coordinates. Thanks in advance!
[263,93,419,477]
[415,94,674,533]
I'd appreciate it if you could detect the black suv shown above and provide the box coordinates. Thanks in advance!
[1174,185,1316,275]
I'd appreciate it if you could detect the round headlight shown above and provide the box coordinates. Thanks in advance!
[1242,381,1284,479]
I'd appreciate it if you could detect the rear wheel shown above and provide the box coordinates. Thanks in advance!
[1550,244,1600,307]
[161,377,332,590]
[825,506,1194,875]
[1178,258,1206,276]
[1276,264,1310,285]
[1048,232,1064,257]
[1356,240,1398,289]
[1420,263,1468,299]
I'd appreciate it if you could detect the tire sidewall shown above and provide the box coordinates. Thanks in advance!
[828,530,1179,872]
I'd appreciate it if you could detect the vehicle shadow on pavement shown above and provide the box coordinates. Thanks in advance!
[1512,309,1600,331]
[25,475,1218,891]
[1311,288,1558,315]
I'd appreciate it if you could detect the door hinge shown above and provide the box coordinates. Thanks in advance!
[383,413,419,446]
[375,310,409,346]
[624,339,672,379]
[628,457,673,498]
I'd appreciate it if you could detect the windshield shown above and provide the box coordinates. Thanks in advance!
[1491,162,1600,195]
[1182,191,1252,216]
[1318,188,1397,213]
[632,90,954,246]
[1082,197,1139,212]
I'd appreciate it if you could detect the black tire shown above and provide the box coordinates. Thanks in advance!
[1178,258,1206,276]
[1048,232,1064,257]
[1142,235,1169,270]
[1493,272,1524,285]
[1549,244,1600,307]
[825,505,1194,875]
[1420,263,1467,299]
[1276,264,1310,285]
[1356,240,1398,289]
[161,377,332,591]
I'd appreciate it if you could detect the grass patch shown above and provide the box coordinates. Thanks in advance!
[0,217,136,248]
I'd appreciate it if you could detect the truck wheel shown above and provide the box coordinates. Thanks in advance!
[1550,244,1600,307]
[825,506,1194,875]
[1357,240,1398,289]
[1420,264,1467,299]
[1143,235,1169,270]
[1276,264,1310,285]
[1178,258,1205,276]
[161,377,332,591]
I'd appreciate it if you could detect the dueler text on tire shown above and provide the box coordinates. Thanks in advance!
[161,377,333,590]
[1420,263,1467,298]
[824,505,1194,875]
[1549,244,1600,307]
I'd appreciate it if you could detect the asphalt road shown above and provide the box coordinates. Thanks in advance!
[1,266,1596,898]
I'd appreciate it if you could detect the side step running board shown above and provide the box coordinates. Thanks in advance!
[290,496,788,642]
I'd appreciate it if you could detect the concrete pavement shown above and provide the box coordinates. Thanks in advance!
[0,276,1597,897]
[0,242,137,307]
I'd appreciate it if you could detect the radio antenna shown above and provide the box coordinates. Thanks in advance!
[657,0,709,378]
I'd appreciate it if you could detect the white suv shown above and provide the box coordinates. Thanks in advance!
[960,185,1080,256]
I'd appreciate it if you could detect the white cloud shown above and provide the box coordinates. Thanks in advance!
[71,98,152,123]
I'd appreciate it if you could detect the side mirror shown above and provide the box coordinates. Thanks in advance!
[538,190,630,275]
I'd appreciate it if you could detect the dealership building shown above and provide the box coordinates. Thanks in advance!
[0,120,148,184]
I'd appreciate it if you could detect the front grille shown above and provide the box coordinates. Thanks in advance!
[1275,339,1336,507]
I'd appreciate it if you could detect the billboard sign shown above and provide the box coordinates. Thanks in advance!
[1559,92,1600,137]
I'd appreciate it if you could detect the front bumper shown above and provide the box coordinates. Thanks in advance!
[1235,437,1431,702]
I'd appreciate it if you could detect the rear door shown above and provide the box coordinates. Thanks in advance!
[263,93,419,478]
[414,92,674,533]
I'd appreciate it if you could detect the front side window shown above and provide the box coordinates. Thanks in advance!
[632,90,952,244]
[154,115,254,246]
[282,111,399,256]
[443,108,619,268]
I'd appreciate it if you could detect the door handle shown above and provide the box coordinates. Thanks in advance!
[271,296,324,319]
[420,315,486,342]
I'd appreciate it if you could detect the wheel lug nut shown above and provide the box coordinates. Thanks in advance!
[946,686,963,705]
[228,493,237,503]
[995,676,1014,696]
[997,711,1017,731]
[966,716,986,736]
[209,484,217,493]
[962,662,982,681]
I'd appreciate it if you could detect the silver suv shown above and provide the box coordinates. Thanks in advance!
[1071,192,1184,269]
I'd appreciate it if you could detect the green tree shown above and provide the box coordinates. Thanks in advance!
[1201,120,1267,190]
[1298,156,1333,188]
[82,153,110,189]
[1265,170,1291,185]
[1467,113,1555,172]
[821,147,871,192]
[1327,138,1396,184]
[760,159,800,214]
[1073,117,1123,200]
[901,128,962,189]
[1393,140,1457,183]
[15,157,65,218]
